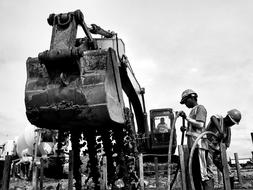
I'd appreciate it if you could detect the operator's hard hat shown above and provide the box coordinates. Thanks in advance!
[180,89,198,104]
[227,109,241,124]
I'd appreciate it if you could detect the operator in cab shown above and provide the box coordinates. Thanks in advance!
[156,117,169,133]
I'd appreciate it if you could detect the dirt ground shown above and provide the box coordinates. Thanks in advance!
[8,175,253,190]
[9,178,69,190]
[7,165,253,189]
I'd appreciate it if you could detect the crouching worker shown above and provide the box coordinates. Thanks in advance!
[206,109,242,188]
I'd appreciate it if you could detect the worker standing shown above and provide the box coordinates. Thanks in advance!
[178,89,212,190]
[206,109,242,183]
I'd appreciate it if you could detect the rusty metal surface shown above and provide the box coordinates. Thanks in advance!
[25,49,125,130]
[25,10,126,130]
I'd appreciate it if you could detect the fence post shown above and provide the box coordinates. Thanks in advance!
[178,145,186,190]
[12,161,16,179]
[2,155,12,190]
[154,157,159,188]
[217,170,222,187]
[40,158,44,190]
[100,156,108,190]
[68,150,73,190]
[32,129,40,190]
[234,153,242,185]
[32,163,38,190]
[220,143,231,190]
[139,154,144,190]
[178,145,191,190]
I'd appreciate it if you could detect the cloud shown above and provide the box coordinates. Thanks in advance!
[0,113,11,122]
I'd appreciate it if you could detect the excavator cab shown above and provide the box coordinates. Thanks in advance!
[149,108,177,154]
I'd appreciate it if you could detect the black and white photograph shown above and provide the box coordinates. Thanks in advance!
[0,0,252,189]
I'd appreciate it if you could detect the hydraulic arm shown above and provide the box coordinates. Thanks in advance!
[25,10,147,189]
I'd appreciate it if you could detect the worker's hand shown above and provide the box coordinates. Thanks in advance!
[178,111,187,119]
[180,126,186,132]
[217,133,224,141]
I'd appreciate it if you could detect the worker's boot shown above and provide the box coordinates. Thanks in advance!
[202,179,214,190]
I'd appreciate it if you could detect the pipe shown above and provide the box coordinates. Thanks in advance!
[170,117,186,189]
[188,131,217,190]
[167,114,178,190]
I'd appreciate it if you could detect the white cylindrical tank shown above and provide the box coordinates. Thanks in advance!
[16,125,54,157]
[16,125,36,157]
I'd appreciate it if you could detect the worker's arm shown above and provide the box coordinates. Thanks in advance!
[185,116,204,129]
[178,105,206,130]
[209,116,223,134]
[206,115,224,140]
[178,112,204,130]
[225,128,231,148]
[190,104,207,130]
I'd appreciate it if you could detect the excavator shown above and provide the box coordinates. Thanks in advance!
[25,10,177,189]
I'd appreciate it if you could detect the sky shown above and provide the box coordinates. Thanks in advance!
[0,0,252,159]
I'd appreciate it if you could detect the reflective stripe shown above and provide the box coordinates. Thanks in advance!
[228,114,237,124]
[186,131,201,138]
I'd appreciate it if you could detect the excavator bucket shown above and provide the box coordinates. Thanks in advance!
[25,48,125,130]
[24,9,149,137]
[25,9,147,132]
[25,10,128,130]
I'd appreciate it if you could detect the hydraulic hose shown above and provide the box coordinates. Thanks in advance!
[188,131,217,190]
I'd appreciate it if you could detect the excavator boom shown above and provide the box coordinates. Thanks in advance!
[24,10,177,189]
[25,10,146,133]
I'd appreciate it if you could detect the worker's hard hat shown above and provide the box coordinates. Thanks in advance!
[227,109,241,124]
[180,89,198,104]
